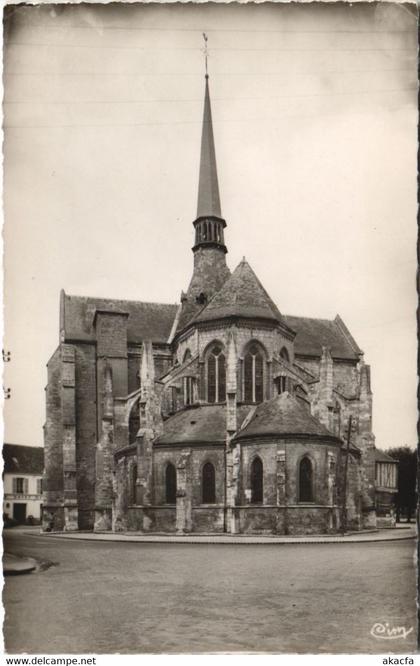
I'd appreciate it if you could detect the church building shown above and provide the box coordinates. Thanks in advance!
[43,74,377,535]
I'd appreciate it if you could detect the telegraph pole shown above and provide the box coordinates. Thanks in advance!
[341,414,353,534]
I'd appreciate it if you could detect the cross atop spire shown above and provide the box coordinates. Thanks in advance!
[202,32,209,78]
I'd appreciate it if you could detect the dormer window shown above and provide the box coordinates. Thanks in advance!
[196,292,207,305]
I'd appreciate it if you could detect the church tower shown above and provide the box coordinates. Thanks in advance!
[176,74,231,333]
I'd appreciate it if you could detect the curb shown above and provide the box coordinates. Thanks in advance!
[35,529,416,545]
[3,553,37,576]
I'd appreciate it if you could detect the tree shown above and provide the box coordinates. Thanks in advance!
[384,446,417,522]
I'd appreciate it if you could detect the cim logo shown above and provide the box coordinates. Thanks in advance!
[370,622,413,640]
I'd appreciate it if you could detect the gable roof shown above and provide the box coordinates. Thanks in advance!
[283,314,361,360]
[234,392,339,442]
[61,292,178,345]
[192,259,292,330]
[3,444,44,475]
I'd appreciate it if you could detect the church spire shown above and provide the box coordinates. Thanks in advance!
[193,36,227,254]
[175,42,231,336]
[197,74,221,218]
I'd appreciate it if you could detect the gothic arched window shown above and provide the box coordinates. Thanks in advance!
[250,457,263,503]
[165,463,177,504]
[206,344,226,403]
[202,462,216,504]
[244,343,264,403]
[131,464,138,504]
[129,400,140,444]
[280,347,290,363]
[299,457,314,502]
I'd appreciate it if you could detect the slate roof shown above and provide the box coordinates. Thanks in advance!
[3,444,44,475]
[193,260,292,330]
[197,75,221,218]
[61,292,178,345]
[283,315,361,360]
[155,405,252,447]
[234,392,339,442]
[374,448,398,464]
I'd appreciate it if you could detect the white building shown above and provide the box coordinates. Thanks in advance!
[3,444,44,524]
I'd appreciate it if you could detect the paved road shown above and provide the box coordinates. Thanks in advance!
[3,529,417,654]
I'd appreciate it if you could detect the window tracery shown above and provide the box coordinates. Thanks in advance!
[244,342,264,403]
[206,344,226,403]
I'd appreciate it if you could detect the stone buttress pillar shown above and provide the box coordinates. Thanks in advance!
[225,329,238,533]
[136,341,163,529]
[43,345,65,532]
[357,361,376,529]
[315,346,334,430]
[112,454,128,533]
[61,345,78,531]
[94,363,114,531]
[327,451,338,532]
[93,307,129,531]
[276,449,287,534]
[176,449,192,533]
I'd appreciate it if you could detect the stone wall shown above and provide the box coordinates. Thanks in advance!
[127,506,177,532]
[294,357,320,379]
[333,360,359,396]
[153,447,225,506]
[61,345,78,530]
[130,436,343,535]
[74,343,97,530]
[192,507,224,532]
[239,437,338,506]
[43,347,64,531]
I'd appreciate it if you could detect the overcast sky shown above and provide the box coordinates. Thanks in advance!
[3,2,417,450]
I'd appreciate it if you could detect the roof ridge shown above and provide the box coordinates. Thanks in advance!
[284,313,335,323]
[3,443,44,449]
[65,293,178,308]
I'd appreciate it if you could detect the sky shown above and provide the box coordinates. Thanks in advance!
[3,2,418,450]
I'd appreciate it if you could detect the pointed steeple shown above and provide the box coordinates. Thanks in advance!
[197,76,221,218]
[192,74,227,255]
[176,68,231,338]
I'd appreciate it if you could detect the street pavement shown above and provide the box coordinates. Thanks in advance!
[3,528,417,654]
